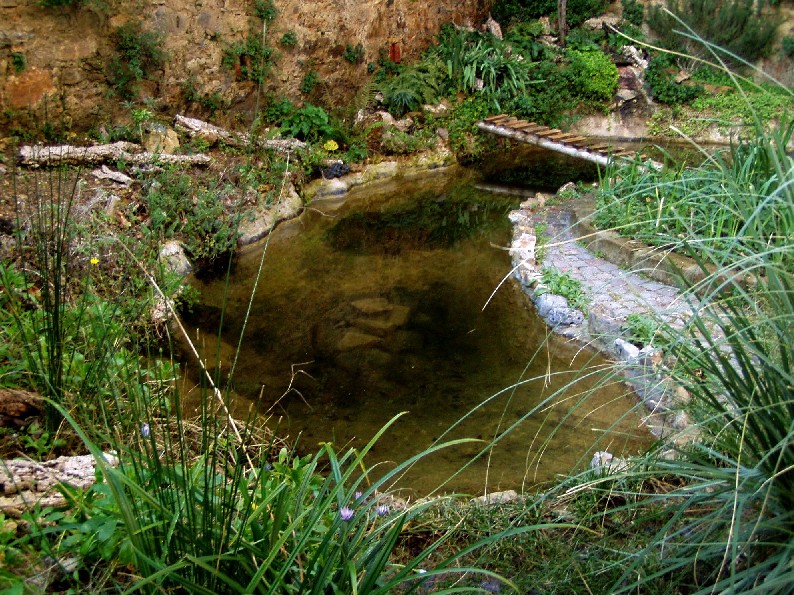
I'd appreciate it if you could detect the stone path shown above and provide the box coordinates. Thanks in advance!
[508,196,699,439]
[539,206,693,343]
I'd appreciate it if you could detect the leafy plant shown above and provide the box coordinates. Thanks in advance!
[279,103,335,141]
[536,266,589,311]
[10,52,25,74]
[622,312,661,347]
[343,42,365,64]
[647,0,779,63]
[783,35,794,59]
[107,23,166,100]
[280,30,298,47]
[644,53,703,104]
[299,68,320,95]
[566,49,618,102]
[621,0,644,26]
[253,0,277,22]
[222,28,275,85]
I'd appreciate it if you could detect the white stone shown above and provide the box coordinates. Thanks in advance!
[614,337,640,361]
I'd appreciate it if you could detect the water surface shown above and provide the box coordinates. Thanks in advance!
[183,160,650,496]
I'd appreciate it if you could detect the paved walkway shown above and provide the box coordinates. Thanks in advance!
[539,206,693,337]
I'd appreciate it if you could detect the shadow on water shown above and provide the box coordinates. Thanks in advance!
[181,153,652,497]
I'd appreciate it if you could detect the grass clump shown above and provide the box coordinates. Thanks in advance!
[107,23,166,100]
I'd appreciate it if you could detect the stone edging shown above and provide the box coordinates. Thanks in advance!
[507,190,695,442]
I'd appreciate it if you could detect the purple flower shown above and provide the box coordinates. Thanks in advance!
[340,506,354,521]
[376,504,390,517]
[141,423,150,438]
[354,491,363,501]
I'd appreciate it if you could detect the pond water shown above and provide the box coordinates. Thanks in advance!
[182,151,651,497]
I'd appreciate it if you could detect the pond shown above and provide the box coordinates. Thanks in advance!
[182,150,651,497]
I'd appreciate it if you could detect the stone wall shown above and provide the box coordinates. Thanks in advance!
[0,0,489,134]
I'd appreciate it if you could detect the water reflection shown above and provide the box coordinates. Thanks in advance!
[183,162,650,496]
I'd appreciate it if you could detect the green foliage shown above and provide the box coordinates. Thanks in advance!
[299,68,320,95]
[647,0,779,62]
[504,21,551,61]
[37,0,84,6]
[621,0,644,26]
[107,23,166,100]
[596,118,794,272]
[279,30,298,47]
[382,58,445,117]
[564,27,604,51]
[222,29,275,85]
[279,104,334,142]
[181,77,226,114]
[260,93,295,125]
[380,127,436,155]
[502,60,575,128]
[142,168,241,263]
[644,54,703,104]
[622,312,662,347]
[536,267,589,311]
[343,42,365,64]
[253,0,277,22]
[492,0,610,28]
[566,49,618,102]
[783,35,794,59]
[10,52,25,74]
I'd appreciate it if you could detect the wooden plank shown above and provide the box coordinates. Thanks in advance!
[534,128,562,138]
[514,122,540,130]
[519,125,548,134]
[612,150,636,157]
[484,114,509,123]
[560,135,588,144]
[506,119,531,130]
[587,143,611,151]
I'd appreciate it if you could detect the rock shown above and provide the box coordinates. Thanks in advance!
[351,305,410,336]
[509,232,536,265]
[471,489,519,505]
[673,410,689,430]
[237,182,304,245]
[159,240,192,277]
[546,307,585,326]
[557,181,576,195]
[337,330,381,351]
[621,46,648,70]
[616,89,638,102]
[583,15,621,30]
[0,388,43,427]
[92,164,133,185]
[614,337,640,361]
[483,14,503,39]
[534,293,569,318]
[590,451,628,473]
[142,123,180,154]
[351,297,394,315]
[436,127,449,140]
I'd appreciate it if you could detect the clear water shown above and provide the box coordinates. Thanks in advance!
[182,159,651,497]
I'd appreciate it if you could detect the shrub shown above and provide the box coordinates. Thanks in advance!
[644,54,703,104]
[621,0,644,26]
[492,0,610,28]
[343,42,365,64]
[280,104,335,141]
[107,23,167,100]
[783,35,794,59]
[647,0,779,63]
[566,49,618,102]
[10,52,25,74]
[253,0,277,22]
[280,30,298,47]
[222,29,275,85]
[299,68,320,95]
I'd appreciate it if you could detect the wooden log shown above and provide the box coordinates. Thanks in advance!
[1,452,119,517]
[533,128,563,138]
[18,142,211,168]
[0,389,43,427]
[484,114,510,123]
[519,125,548,135]
[173,114,306,153]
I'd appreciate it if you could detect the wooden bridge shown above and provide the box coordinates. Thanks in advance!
[477,115,656,168]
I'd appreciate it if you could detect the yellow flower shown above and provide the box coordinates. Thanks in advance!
[90,257,100,266]
[323,139,339,152]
